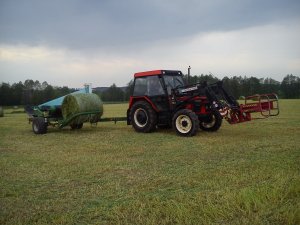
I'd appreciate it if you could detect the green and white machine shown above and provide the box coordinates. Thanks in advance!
[27,85,104,134]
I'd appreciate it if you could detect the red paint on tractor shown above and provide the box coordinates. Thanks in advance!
[134,70,162,78]
[129,96,160,112]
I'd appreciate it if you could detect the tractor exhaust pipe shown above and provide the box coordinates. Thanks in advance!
[187,66,191,85]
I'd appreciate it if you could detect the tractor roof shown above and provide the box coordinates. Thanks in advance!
[134,70,182,78]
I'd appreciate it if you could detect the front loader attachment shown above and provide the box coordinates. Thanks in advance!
[204,81,279,124]
[240,93,279,118]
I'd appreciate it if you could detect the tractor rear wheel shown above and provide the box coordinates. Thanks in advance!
[130,101,157,133]
[32,117,48,134]
[172,109,199,137]
[199,110,222,132]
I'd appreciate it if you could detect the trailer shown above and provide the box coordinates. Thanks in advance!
[26,85,126,134]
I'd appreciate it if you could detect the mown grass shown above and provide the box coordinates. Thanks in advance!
[0,100,299,225]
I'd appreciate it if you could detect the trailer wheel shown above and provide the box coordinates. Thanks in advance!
[199,110,222,132]
[172,109,199,137]
[32,117,48,134]
[130,101,157,133]
[70,123,83,129]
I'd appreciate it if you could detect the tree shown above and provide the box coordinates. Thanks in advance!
[0,80,78,105]
[11,82,24,105]
[281,74,300,98]
[42,85,55,103]
[24,80,35,90]
[261,78,280,94]
[183,74,219,85]
[222,76,242,98]
[246,77,261,96]
[124,80,134,101]
[101,84,125,102]
[0,83,11,105]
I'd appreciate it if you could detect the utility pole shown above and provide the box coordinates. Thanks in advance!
[188,66,191,84]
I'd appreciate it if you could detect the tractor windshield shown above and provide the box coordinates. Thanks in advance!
[163,75,184,94]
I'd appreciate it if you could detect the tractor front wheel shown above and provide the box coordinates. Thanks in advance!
[172,109,199,137]
[199,110,222,132]
[130,101,157,133]
[32,117,48,134]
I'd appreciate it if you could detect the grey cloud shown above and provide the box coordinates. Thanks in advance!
[0,0,299,52]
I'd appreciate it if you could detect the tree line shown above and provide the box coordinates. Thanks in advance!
[0,80,76,106]
[0,74,299,106]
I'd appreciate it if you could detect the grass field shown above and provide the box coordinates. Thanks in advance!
[0,100,299,225]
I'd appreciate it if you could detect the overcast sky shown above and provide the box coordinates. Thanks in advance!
[0,0,300,88]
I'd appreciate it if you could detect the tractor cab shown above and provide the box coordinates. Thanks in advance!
[131,70,185,112]
[132,70,184,96]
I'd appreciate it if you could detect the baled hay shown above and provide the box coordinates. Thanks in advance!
[61,93,103,125]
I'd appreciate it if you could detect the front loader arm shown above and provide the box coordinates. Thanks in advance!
[204,81,239,110]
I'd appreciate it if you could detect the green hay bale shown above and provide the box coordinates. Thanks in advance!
[61,93,103,125]
[0,106,3,117]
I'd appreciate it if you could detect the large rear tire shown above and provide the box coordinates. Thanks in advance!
[32,117,48,134]
[199,110,222,132]
[172,109,199,137]
[130,101,157,133]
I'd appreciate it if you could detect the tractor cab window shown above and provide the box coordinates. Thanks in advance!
[163,75,184,94]
[147,76,164,96]
[133,76,164,96]
[133,77,147,96]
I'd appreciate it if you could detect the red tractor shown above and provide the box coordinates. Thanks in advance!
[127,70,279,136]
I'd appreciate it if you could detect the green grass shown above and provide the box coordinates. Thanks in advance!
[0,100,299,225]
